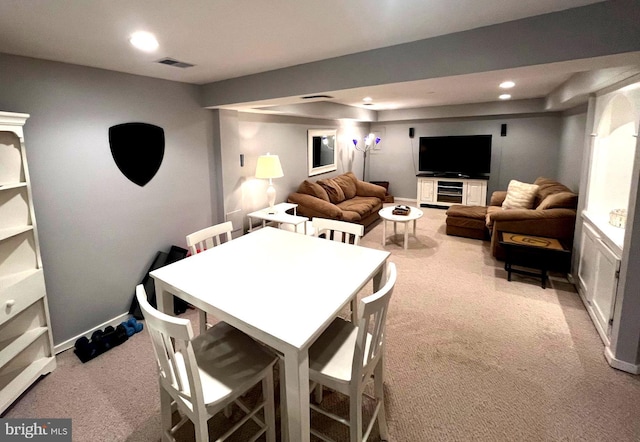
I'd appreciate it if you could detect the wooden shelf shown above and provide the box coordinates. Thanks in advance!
[0,327,48,370]
[0,182,27,191]
[0,226,33,243]
[0,111,55,415]
[0,356,56,413]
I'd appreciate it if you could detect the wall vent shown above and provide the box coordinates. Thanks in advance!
[302,94,334,99]
[156,58,195,69]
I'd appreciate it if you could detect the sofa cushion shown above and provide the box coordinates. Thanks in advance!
[534,177,573,206]
[297,180,330,202]
[337,196,381,217]
[537,191,579,210]
[446,204,487,220]
[502,180,539,209]
[485,206,503,228]
[332,173,358,199]
[317,178,346,203]
[341,210,362,222]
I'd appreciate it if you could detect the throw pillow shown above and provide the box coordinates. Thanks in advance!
[502,180,539,210]
[533,177,572,206]
[317,178,346,203]
[332,174,357,199]
[297,180,330,202]
[536,191,578,210]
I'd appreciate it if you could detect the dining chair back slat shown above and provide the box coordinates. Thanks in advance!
[186,221,233,255]
[312,217,364,246]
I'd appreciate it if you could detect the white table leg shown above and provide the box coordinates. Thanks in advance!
[283,348,310,442]
[278,357,289,442]
[154,280,172,315]
[404,221,409,249]
[372,261,387,291]
[382,219,386,246]
[413,219,417,236]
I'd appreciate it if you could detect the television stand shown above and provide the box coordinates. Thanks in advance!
[416,176,488,208]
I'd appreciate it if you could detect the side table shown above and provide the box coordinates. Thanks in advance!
[379,206,424,249]
[247,202,309,234]
[498,232,571,289]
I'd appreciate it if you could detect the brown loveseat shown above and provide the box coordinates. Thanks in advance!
[446,177,578,260]
[288,172,386,228]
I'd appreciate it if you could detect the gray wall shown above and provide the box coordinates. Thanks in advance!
[215,110,571,214]
[370,115,562,201]
[216,111,369,231]
[558,108,588,192]
[0,54,216,345]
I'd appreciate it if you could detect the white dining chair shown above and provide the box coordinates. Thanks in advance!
[135,285,277,442]
[186,221,234,334]
[312,217,365,321]
[312,217,364,245]
[308,262,396,442]
[186,221,234,254]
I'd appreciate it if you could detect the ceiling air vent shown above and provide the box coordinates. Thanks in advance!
[156,58,195,69]
[301,94,334,100]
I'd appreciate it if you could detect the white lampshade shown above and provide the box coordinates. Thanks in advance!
[255,154,284,179]
[255,153,284,214]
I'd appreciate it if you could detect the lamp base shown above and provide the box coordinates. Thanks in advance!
[266,183,277,215]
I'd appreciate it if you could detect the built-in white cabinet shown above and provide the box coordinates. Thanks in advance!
[0,111,55,414]
[416,177,487,207]
[577,221,621,344]
[575,77,640,373]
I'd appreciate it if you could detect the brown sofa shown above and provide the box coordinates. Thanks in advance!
[446,177,578,260]
[287,172,386,228]
[488,177,578,259]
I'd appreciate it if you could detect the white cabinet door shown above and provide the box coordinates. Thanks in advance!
[591,237,620,333]
[464,181,485,206]
[578,224,597,295]
[418,178,435,204]
[578,222,620,338]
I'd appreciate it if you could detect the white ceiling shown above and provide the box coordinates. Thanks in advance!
[1,0,636,111]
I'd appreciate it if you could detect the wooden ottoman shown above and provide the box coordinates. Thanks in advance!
[445,205,489,240]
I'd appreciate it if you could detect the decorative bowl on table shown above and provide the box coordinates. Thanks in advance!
[392,205,411,216]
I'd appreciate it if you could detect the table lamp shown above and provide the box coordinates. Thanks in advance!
[255,153,284,214]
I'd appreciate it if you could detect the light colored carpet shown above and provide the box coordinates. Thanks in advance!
[4,207,640,441]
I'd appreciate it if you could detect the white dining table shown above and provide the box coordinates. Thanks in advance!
[150,226,390,442]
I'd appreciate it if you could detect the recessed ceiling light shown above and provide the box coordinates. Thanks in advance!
[129,31,159,52]
[499,81,515,89]
[499,94,512,100]
[363,97,373,102]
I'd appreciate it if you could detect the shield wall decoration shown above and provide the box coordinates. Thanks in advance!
[109,122,165,186]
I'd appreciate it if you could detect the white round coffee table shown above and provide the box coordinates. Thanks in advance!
[379,206,424,249]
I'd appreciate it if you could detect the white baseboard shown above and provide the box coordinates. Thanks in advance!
[604,346,640,374]
[393,197,415,204]
[54,312,131,354]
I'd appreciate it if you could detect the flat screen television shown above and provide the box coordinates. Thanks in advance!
[418,135,492,179]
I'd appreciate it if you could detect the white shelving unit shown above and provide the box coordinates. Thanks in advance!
[0,111,56,414]
[577,82,638,348]
[416,176,487,208]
